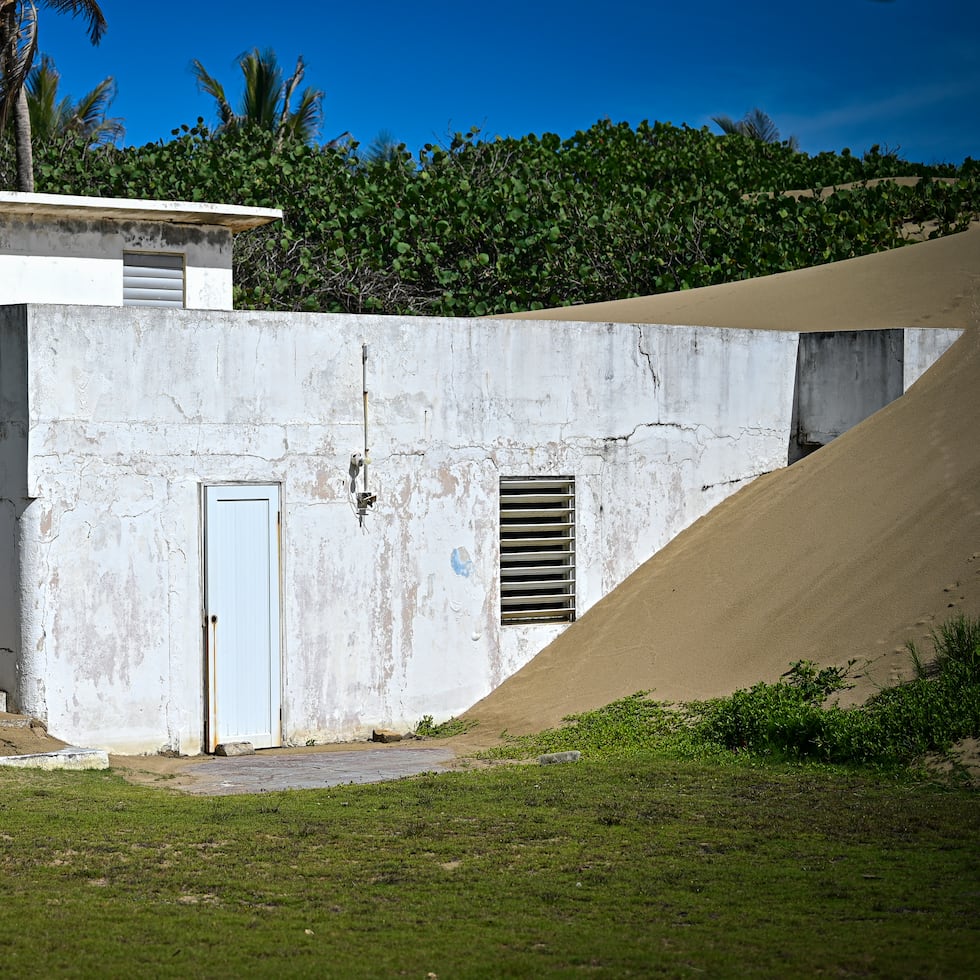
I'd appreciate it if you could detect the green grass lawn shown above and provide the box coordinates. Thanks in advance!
[1,754,978,978]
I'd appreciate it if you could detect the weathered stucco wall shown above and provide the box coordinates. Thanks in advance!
[0,215,233,310]
[7,305,799,753]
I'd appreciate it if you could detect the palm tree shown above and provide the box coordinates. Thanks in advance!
[712,108,799,150]
[25,53,121,144]
[364,129,404,165]
[0,0,107,191]
[192,48,323,148]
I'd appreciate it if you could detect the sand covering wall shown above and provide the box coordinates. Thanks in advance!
[468,228,980,735]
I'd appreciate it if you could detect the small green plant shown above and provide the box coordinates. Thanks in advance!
[413,714,475,738]
[781,658,855,701]
[856,616,980,764]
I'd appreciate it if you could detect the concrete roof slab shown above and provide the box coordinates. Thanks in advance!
[0,191,282,233]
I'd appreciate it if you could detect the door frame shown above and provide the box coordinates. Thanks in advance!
[201,482,283,752]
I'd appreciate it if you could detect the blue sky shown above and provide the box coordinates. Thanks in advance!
[37,0,980,165]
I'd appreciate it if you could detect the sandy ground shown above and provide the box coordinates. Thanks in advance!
[4,226,979,785]
[0,714,68,756]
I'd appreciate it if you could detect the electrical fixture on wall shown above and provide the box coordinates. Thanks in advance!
[350,343,377,527]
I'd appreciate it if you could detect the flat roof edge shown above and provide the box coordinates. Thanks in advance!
[0,191,282,232]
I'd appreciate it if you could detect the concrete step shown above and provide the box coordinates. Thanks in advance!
[0,747,109,771]
[0,711,33,729]
[0,711,109,771]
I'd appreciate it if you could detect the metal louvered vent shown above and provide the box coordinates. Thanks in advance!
[500,476,575,625]
[123,251,185,308]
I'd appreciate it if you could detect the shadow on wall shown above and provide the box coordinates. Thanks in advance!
[0,308,30,709]
[789,330,905,464]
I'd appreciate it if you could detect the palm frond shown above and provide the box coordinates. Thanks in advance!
[25,53,65,139]
[193,47,325,146]
[713,108,798,149]
[69,74,122,144]
[23,53,121,144]
[281,85,322,144]
[365,129,403,164]
[741,108,780,144]
[191,58,236,130]
[39,0,106,44]
[276,54,304,132]
[239,48,282,131]
[711,114,740,137]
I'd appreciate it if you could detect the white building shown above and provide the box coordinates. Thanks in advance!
[0,193,958,754]
[0,191,280,310]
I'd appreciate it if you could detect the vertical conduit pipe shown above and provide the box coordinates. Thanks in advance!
[362,343,369,497]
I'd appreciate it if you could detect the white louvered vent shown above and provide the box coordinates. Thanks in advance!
[500,477,575,624]
[123,251,185,308]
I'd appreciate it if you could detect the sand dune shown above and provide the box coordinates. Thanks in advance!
[469,229,980,735]
[501,222,980,332]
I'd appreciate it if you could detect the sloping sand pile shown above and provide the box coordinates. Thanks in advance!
[499,222,980,332]
[469,229,980,735]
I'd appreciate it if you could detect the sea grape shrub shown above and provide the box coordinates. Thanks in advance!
[1,120,974,316]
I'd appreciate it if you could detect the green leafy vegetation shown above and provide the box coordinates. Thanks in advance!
[1,119,976,316]
[485,616,980,773]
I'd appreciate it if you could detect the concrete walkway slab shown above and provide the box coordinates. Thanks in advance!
[0,747,109,771]
[174,746,455,795]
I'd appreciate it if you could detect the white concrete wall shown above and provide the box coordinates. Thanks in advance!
[904,328,962,390]
[8,305,800,753]
[0,215,234,309]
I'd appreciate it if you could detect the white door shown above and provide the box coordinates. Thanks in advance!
[204,484,282,751]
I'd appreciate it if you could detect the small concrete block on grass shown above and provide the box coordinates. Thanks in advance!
[539,751,582,766]
[372,729,403,743]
